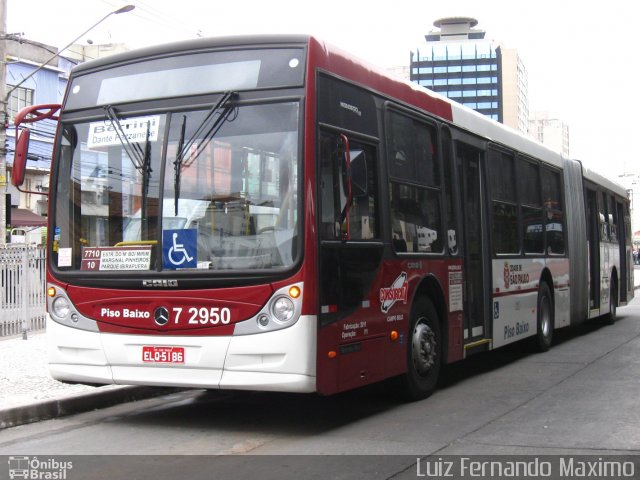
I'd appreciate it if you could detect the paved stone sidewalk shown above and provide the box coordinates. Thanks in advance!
[0,332,116,410]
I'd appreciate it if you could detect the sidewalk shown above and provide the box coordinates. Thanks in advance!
[3,268,640,429]
[0,331,177,429]
[0,331,106,410]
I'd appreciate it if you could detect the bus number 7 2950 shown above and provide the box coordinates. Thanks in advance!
[172,307,232,325]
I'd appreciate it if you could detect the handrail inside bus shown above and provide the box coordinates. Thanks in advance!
[113,240,158,247]
[339,134,352,241]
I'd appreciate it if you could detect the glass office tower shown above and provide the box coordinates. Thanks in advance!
[410,17,529,133]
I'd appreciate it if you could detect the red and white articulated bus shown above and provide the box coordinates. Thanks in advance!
[12,35,633,399]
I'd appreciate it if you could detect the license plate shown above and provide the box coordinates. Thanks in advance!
[142,346,185,364]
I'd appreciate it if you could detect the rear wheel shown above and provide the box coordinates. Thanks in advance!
[533,282,554,352]
[400,297,441,400]
[604,279,618,325]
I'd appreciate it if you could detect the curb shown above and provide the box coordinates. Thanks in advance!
[1,386,181,429]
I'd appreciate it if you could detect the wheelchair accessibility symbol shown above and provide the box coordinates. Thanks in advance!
[163,229,197,269]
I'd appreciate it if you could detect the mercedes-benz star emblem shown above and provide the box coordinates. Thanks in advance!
[154,307,169,326]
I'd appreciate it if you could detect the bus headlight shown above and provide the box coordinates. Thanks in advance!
[52,296,71,319]
[240,282,303,335]
[272,296,295,323]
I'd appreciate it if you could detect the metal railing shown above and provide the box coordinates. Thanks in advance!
[0,244,46,337]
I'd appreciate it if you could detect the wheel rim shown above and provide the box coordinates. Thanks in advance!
[540,295,551,337]
[412,319,437,377]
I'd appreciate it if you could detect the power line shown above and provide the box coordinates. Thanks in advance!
[135,0,204,36]
[100,0,204,39]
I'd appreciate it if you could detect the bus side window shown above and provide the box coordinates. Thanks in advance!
[441,127,458,255]
[319,131,378,241]
[347,146,378,240]
[598,191,609,242]
[609,194,618,242]
[518,158,544,254]
[489,149,518,255]
[386,110,443,254]
[541,168,565,255]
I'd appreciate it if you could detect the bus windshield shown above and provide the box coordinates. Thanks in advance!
[52,101,300,273]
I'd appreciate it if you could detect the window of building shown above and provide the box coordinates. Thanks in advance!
[7,85,34,119]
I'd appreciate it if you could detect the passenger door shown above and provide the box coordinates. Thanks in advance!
[317,131,385,393]
[456,142,491,347]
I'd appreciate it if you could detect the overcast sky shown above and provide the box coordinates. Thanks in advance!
[7,0,640,180]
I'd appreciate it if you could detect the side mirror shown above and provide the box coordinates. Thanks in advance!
[11,128,31,187]
[10,103,60,191]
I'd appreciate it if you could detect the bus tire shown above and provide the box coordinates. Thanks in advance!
[534,282,554,352]
[400,297,441,400]
[604,279,618,325]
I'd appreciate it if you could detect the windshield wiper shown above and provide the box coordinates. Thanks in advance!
[141,120,153,236]
[172,91,238,215]
[179,91,238,168]
[173,115,187,216]
[104,106,154,239]
[104,105,146,171]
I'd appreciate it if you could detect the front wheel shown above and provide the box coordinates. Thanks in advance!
[400,297,441,400]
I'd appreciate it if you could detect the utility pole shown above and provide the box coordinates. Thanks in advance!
[0,0,8,244]
[0,3,134,245]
